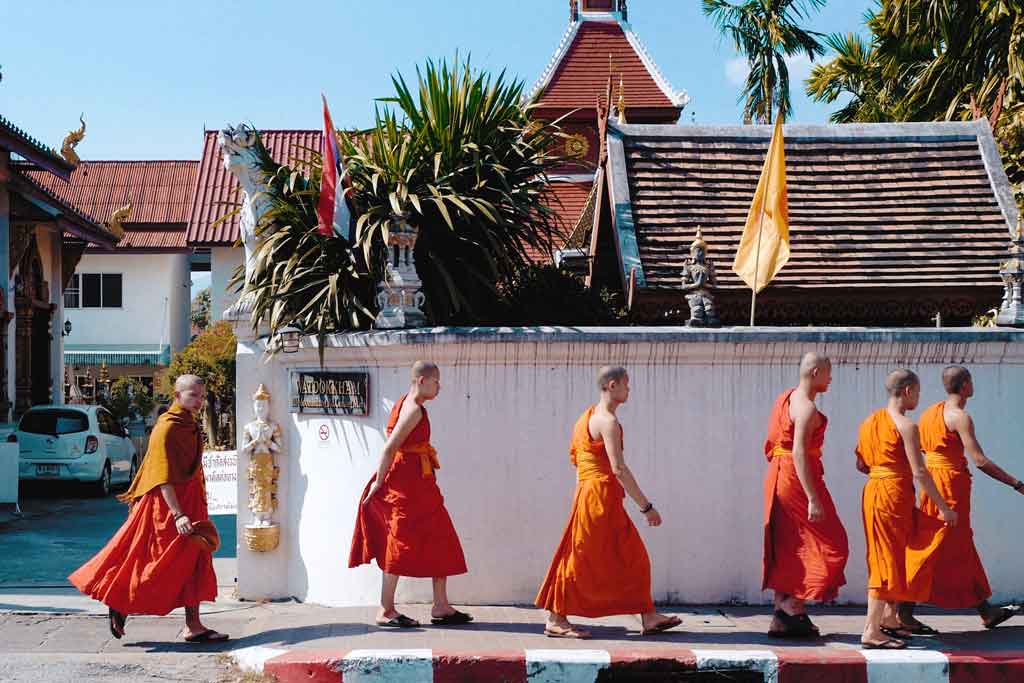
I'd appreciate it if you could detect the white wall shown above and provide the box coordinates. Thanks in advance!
[233,328,1024,608]
[66,252,188,349]
[211,247,243,322]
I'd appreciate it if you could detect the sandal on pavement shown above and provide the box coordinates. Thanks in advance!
[108,608,126,640]
[375,614,419,628]
[862,638,906,650]
[544,624,591,639]
[431,610,473,625]
[898,620,938,635]
[641,615,682,636]
[984,607,1017,630]
[767,609,817,639]
[183,629,229,643]
[881,626,914,640]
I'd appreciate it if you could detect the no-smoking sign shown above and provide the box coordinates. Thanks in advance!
[317,423,331,446]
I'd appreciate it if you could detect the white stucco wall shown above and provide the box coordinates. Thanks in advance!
[66,252,190,350]
[233,327,1024,608]
[210,247,243,322]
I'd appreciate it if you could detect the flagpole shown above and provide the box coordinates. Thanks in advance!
[749,118,781,327]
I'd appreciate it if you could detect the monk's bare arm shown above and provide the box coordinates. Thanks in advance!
[363,401,423,502]
[954,412,1024,490]
[159,484,193,535]
[899,419,958,526]
[790,399,824,521]
[600,417,660,526]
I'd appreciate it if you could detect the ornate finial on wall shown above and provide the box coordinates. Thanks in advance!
[60,115,86,166]
[570,0,579,22]
[619,0,628,21]
[105,201,132,239]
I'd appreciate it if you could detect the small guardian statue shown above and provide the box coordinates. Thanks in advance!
[241,384,283,551]
[681,227,721,328]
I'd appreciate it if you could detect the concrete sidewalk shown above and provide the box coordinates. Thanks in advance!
[2,594,1023,681]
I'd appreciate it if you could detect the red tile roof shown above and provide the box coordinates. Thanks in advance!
[523,180,592,263]
[22,160,197,224]
[10,170,118,248]
[186,129,322,246]
[533,21,683,116]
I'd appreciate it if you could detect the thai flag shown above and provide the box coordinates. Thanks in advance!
[317,95,353,240]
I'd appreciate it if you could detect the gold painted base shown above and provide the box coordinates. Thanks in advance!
[244,524,280,552]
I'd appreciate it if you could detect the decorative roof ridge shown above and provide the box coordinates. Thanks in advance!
[619,22,689,109]
[203,128,319,135]
[529,20,583,102]
[0,112,71,172]
[19,158,199,164]
[608,119,990,139]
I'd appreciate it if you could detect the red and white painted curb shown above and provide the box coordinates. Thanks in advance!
[231,645,1024,682]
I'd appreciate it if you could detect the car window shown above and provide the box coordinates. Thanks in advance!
[19,410,90,435]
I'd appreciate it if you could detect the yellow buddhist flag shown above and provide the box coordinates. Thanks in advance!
[732,118,790,295]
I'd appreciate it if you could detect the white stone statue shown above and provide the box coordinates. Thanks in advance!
[240,384,282,529]
[218,124,274,289]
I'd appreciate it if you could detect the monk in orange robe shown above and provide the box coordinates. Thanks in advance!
[536,365,681,639]
[69,375,225,643]
[350,361,470,628]
[897,366,1020,633]
[762,353,849,638]
[855,369,956,649]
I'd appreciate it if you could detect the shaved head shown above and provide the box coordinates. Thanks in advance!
[597,365,628,390]
[799,352,830,378]
[174,374,205,392]
[411,361,439,380]
[885,369,919,396]
[942,366,972,395]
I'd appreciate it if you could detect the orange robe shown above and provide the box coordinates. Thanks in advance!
[349,395,467,577]
[762,389,849,601]
[905,402,991,607]
[68,404,218,615]
[856,408,945,602]
[535,406,654,617]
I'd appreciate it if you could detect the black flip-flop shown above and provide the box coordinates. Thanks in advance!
[183,629,229,643]
[431,610,473,625]
[108,608,126,639]
[862,638,906,650]
[984,607,1017,630]
[881,626,914,640]
[375,614,419,628]
[767,609,817,639]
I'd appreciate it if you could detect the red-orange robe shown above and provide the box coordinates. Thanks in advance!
[904,402,992,607]
[762,389,849,601]
[535,406,655,617]
[349,395,467,577]
[68,403,218,615]
[856,408,945,602]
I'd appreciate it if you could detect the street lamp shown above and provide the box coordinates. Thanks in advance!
[278,326,301,354]
[62,319,72,337]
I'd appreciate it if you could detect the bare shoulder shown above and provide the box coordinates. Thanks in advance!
[892,411,917,436]
[948,406,972,430]
[589,410,619,440]
[789,393,816,421]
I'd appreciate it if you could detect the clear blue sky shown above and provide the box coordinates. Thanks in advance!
[3,0,874,161]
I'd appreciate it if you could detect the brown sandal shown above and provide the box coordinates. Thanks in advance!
[544,624,591,639]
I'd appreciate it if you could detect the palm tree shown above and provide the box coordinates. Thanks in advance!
[805,31,902,123]
[703,0,827,123]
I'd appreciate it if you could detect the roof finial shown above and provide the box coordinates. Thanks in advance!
[617,77,627,125]
[569,0,578,22]
[60,114,86,167]
[619,0,628,21]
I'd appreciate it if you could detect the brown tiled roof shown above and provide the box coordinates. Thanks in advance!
[607,121,1017,294]
[523,180,593,263]
[532,20,684,117]
[10,170,118,248]
[187,129,322,246]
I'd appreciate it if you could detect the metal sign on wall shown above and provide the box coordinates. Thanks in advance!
[288,369,370,416]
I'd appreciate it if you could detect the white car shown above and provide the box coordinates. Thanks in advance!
[12,405,138,496]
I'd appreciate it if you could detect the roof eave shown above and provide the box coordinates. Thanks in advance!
[10,171,117,248]
[0,118,74,178]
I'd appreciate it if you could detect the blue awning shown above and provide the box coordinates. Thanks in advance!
[64,344,171,367]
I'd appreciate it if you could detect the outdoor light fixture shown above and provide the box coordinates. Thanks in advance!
[278,326,301,354]
[62,319,73,337]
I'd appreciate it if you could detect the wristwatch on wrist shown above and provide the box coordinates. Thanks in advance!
[173,512,186,521]
[1014,481,1023,492]
[640,502,654,514]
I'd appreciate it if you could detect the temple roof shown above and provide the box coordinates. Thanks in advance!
[0,112,75,178]
[186,129,321,246]
[600,120,1017,322]
[531,15,687,120]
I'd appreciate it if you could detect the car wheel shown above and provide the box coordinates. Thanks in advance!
[93,461,112,497]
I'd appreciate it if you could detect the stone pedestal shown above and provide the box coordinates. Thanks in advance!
[997,222,1024,327]
[374,216,427,329]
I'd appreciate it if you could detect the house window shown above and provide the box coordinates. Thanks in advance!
[81,273,123,308]
[64,274,80,308]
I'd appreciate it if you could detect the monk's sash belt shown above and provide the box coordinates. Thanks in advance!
[769,446,822,460]
[924,451,969,473]
[398,443,440,477]
[868,466,910,480]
